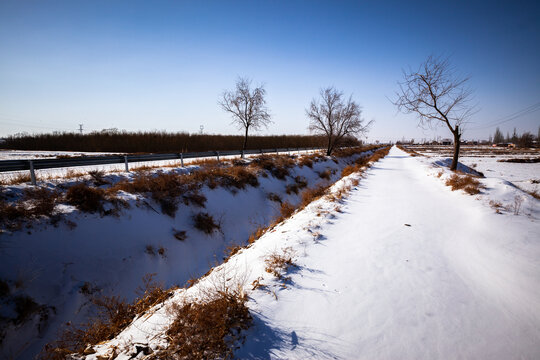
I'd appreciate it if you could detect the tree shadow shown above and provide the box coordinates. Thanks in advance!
[433,158,484,176]
[236,312,342,359]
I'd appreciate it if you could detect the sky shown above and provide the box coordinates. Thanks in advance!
[0,0,539,143]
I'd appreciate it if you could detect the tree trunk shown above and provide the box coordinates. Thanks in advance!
[326,138,333,156]
[450,126,461,171]
[243,126,249,151]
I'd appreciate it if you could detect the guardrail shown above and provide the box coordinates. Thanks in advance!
[0,147,322,185]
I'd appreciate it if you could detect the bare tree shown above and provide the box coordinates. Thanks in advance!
[219,77,271,151]
[393,55,475,170]
[307,87,372,156]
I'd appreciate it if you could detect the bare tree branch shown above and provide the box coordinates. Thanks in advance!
[392,55,476,170]
[307,87,372,155]
[219,77,272,150]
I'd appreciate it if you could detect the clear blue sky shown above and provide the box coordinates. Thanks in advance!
[1,0,539,142]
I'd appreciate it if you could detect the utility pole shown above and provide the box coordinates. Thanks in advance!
[78,124,84,135]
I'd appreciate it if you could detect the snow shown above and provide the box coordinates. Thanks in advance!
[81,146,539,360]
[3,146,539,359]
[0,149,363,359]
[409,146,540,194]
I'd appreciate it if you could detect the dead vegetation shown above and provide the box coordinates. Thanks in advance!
[285,175,308,194]
[0,187,59,230]
[0,172,33,185]
[264,247,296,281]
[41,274,173,360]
[193,212,221,234]
[66,183,107,213]
[1,145,377,230]
[150,288,252,360]
[172,229,187,241]
[397,145,423,157]
[497,157,540,163]
[340,147,390,178]
[318,169,332,180]
[445,174,483,195]
[249,154,295,179]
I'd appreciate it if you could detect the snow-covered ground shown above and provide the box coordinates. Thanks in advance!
[81,146,540,360]
[0,149,364,359]
[409,145,540,194]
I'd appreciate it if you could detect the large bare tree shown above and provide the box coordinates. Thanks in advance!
[393,55,475,170]
[219,77,271,151]
[307,87,372,156]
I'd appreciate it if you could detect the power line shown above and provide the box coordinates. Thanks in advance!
[468,101,540,130]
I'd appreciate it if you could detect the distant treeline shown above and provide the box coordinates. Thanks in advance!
[1,131,360,153]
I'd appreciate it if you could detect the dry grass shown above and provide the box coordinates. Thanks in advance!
[41,274,172,360]
[528,190,540,200]
[369,147,391,162]
[279,201,296,220]
[152,289,252,360]
[333,145,378,158]
[87,170,110,186]
[113,172,195,216]
[489,200,505,213]
[248,225,268,244]
[191,165,260,190]
[193,212,221,234]
[339,147,390,178]
[318,169,332,180]
[172,229,187,241]
[66,183,106,213]
[0,187,60,230]
[445,174,483,195]
[249,154,295,180]
[285,175,308,194]
[0,172,33,185]
[300,184,331,209]
[397,145,423,156]
[298,156,314,168]
[341,165,356,178]
[497,157,540,163]
[267,192,282,203]
[264,247,296,281]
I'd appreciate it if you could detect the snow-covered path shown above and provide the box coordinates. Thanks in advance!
[239,147,540,359]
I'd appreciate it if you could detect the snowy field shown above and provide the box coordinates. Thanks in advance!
[81,146,540,360]
[2,146,539,359]
[409,145,540,194]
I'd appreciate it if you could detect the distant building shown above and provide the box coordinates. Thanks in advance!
[441,138,452,145]
[494,143,516,148]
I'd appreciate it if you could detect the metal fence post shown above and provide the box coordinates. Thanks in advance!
[124,156,129,172]
[28,160,36,185]
[180,153,184,167]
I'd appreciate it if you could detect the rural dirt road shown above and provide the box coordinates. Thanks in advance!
[239,146,540,359]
